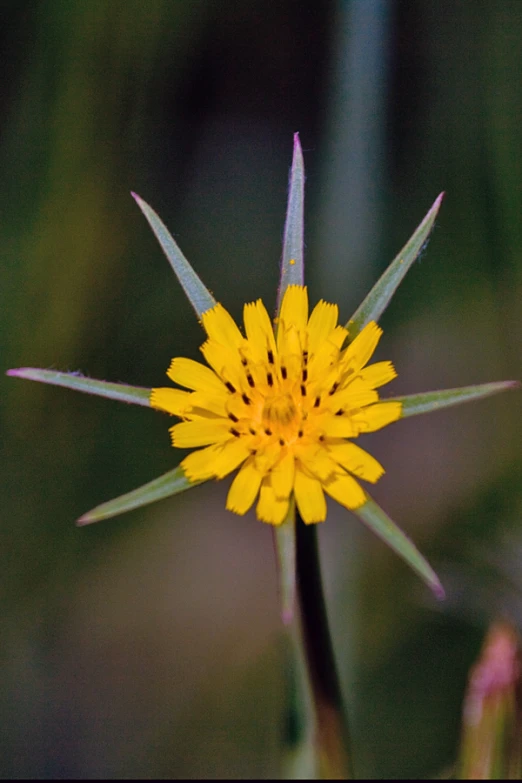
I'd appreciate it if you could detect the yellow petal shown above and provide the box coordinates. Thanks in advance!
[182,443,224,480]
[307,301,339,354]
[277,323,303,368]
[256,477,289,525]
[359,361,397,389]
[243,299,277,362]
[327,442,384,483]
[324,473,366,509]
[342,321,382,373]
[168,357,224,393]
[280,352,302,385]
[296,446,337,482]
[211,438,250,478]
[351,401,402,433]
[307,349,338,383]
[327,386,379,412]
[279,285,308,329]
[225,393,255,423]
[200,339,244,388]
[170,418,232,447]
[201,303,244,347]
[320,415,358,438]
[294,468,327,523]
[271,451,295,499]
[254,441,283,474]
[226,457,263,515]
[328,325,349,351]
[188,389,228,417]
[150,387,192,415]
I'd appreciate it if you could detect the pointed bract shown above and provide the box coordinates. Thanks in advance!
[346,193,444,340]
[77,465,205,525]
[277,133,305,313]
[354,496,445,599]
[132,192,217,318]
[273,134,305,625]
[391,380,520,418]
[6,368,151,406]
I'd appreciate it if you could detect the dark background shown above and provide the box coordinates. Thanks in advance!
[1,0,521,777]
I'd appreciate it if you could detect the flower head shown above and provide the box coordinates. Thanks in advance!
[7,135,518,599]
[151,285,401,525]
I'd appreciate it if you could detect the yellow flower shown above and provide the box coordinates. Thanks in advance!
[8,149,515,597]
[150,284,401,525]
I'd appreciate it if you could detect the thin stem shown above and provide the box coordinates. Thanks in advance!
[296,514,352,779]
[279,622,316,779]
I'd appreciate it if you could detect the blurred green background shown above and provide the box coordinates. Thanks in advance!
[1,0,521,777]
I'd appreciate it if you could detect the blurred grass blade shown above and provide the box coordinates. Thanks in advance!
[7,368,151,406]
[354,496,444,599]
[276,133,305,313]
[77,466,204,525]
[345,193,444,340]
[458,622,522,780]
[132,192,217,318]
[273,499,297,625]
[392,380,520,418]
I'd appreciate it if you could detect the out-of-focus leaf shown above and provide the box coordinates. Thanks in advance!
[354,496,444,599]
[391,380,520,418]
[276,133,305,313]
[132,192,217,318]
[77,465,204,525]
[6,368,150,406]
[345,193,444,340]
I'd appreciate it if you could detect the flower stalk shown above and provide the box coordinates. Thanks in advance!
[295,514,352,779]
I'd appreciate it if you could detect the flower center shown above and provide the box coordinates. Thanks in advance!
[261,392,298,429]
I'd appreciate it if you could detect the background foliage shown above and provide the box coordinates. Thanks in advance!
[1,1,521,777]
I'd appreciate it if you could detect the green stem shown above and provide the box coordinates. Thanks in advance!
[296,514,352,779]
[280,624,316,779]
